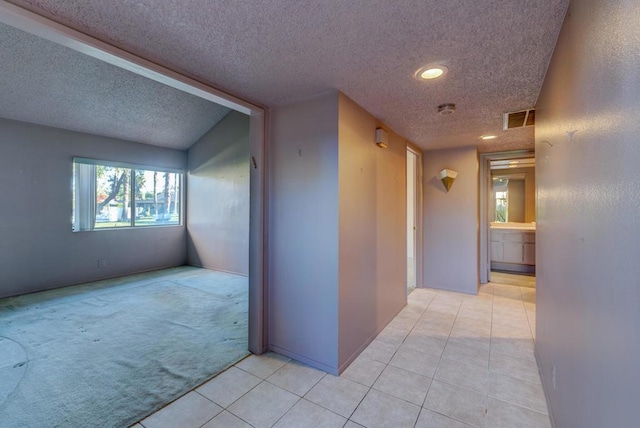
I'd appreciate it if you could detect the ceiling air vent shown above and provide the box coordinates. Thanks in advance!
[503,109,535,130]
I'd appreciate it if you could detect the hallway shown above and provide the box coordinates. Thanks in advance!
[135,279,546,427]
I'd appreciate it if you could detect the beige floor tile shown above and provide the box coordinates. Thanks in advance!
[227,382,299,428]
[372,365,432,405]
[274,399,346,428]
[359,339,399,364]
[490,337,536,361]
[412,321,452,340]
[141,391,222,428]
[267,360,325,396]
[305,374,369,418]
[388,315,419,330]
[398,304,426,320]
[388,344,440,378]
[488,372,548,414]
[201,410,252,428]
[419,311,457,326]
[235,352,290,379]
[340,355,386,387]
[376,325,410,346]
[442,341,490,369]
[351,389,421,428]
[449,325,491,351]
[456,307,492,324]
[489,351,541,384]
[344,421,366,428]
[403,331,447,356]
[486,397,551,428]
[434,357,490,394]
[196,367,262,408]
[423,380,486,428]
[130,424,144,428]
[415,408,475,428]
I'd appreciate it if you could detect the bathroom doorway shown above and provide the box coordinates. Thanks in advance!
[479,151,535,285]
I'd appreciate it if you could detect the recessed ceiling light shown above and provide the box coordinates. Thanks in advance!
[480,135,497,140]
[416,65,448,80]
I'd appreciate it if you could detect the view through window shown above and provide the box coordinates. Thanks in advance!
[73,158,182,231]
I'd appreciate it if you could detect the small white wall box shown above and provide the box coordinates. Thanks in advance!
[376,128,389,148]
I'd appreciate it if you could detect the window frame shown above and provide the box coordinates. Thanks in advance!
[72,157,184,232]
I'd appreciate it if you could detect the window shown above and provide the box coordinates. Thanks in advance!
[73,158,182,231]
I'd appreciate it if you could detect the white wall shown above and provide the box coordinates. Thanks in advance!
[337,93,407,370]
[268,92,340,372]
[0,118,187,298]
[423,147,478,294]
[187,111,250,275]
[535,0,640,426]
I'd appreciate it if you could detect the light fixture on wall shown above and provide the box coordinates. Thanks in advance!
[439,169,458,192]
[376,128,389,148]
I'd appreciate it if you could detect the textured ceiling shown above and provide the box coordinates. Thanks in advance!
[6,0,569,152]
[0,21,230,149]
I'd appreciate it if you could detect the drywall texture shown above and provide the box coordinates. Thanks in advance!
[187,111,250,275]
[423,147,478,294]
[268,91,408,373]
[268,92,340,372]
[0,22,230,150]
[535,0,640,426]
[337,94,406,369]
[0,118,187,298]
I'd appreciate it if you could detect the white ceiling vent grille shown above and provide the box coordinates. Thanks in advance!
[503,109,535,130]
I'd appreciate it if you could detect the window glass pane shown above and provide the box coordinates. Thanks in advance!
[95,166,132,228]
[134,170,181,226]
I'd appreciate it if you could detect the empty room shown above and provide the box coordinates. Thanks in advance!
[1,0,638,427]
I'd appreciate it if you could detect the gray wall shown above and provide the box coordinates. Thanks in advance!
[337,94,407,370]
[535,0,640,426]
[0,118,187,298]
[268,92,340,372]
[187,111,250,275]
[423,147,478,294]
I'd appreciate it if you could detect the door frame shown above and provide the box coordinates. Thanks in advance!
[0,1,268,353]
[407,144,424,288]
[479,150,534,284]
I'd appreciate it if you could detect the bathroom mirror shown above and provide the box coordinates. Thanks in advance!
[491,166,535,224]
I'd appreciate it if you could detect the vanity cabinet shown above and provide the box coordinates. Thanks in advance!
[491,229,535,272]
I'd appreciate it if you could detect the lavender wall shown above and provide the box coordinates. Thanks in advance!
[268,92,340,372]
[535,0,640,426]
[268,91,409,374]
[187,111,250,275]
[0,118,187,298]
[423,146,479,294]
[337,94,407,370]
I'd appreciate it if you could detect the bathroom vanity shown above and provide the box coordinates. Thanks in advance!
[490,222,535,273]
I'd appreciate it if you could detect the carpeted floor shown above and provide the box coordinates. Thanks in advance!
[0,267,249,428]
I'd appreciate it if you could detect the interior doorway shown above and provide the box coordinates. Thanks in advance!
[479,151,535,285]
[407,145,423,291]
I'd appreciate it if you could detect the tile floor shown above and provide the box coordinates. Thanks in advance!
[135,282,547,428]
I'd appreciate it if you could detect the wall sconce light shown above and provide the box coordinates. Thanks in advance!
[439,169,458,192]
[375,128,388,148]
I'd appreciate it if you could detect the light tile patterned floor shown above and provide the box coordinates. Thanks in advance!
[136,282,548,428]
